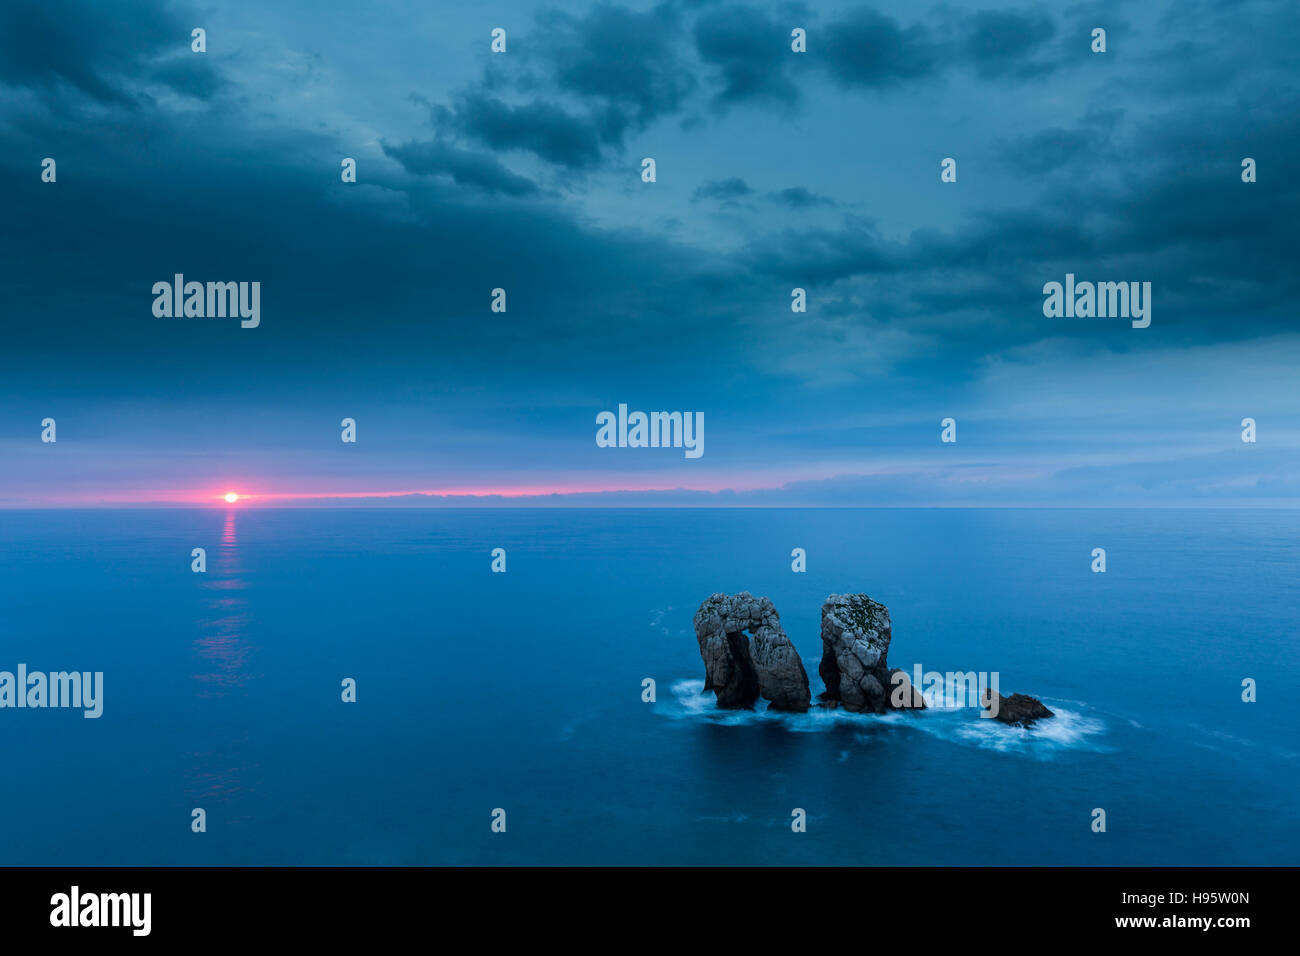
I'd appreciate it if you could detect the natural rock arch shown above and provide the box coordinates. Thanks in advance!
[693,592,811,712]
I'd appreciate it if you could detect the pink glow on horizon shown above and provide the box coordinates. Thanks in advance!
[8,475,806,506]
[5,460,858,506]
[222,478,775,501]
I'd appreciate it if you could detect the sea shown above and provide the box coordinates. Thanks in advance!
[1,507,1296,865]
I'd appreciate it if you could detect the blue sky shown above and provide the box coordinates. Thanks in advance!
[0,0,1296,505]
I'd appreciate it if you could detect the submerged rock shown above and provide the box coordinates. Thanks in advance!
[887,668,928,710]
[818,593,923,714]
[982,689,1055,727]
[693,592,811,712]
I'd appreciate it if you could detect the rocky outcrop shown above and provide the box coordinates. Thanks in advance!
[692,591,1055,727]
[818,593,925,713]
[693,592,811,712]
[982,689,1054,727]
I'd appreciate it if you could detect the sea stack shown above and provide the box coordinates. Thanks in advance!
[818,593,924,713]
[693,592,811,712]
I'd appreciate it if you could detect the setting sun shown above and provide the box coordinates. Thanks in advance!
[224,492,239,504]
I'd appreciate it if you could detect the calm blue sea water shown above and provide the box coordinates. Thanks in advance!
[0,508,1296,866]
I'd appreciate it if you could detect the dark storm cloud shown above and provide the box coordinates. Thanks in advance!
[998,114,1120,175]
[381,138,541,196]
[693,4,799,105]
[0,86,760,408]
[818,4,1070,90]
[743,217,899,283]
[145,55,226,101]
[747,118,1297,341]
[398,2,1113,178]
[424,3,695,170]
[0,0,224,107]
[5,4,1293,409]
[433,93,605,170]
[692,4,1066,103]
[818,7,940,89]
[694,176,754,201]
[4,0,1295,366]
[538,2,696,125]
[959,8,1058,80]
[739,0,1300,351]
[768,186,832,207]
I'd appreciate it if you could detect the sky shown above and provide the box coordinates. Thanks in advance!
[0,0,1296,506]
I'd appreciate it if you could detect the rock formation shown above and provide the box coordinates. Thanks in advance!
[692,591,1052,726]
[982,689,1054,727]
[818,593,924,713]
[693,592,811,712]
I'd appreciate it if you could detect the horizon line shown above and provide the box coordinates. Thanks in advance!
[2,502,1297,510]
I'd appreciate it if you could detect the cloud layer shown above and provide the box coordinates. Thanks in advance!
[0,0,1296,505]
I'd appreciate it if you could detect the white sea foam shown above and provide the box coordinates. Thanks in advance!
[941,705,1108,754]
[662,679,873,731]
[660,677,1108,757]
